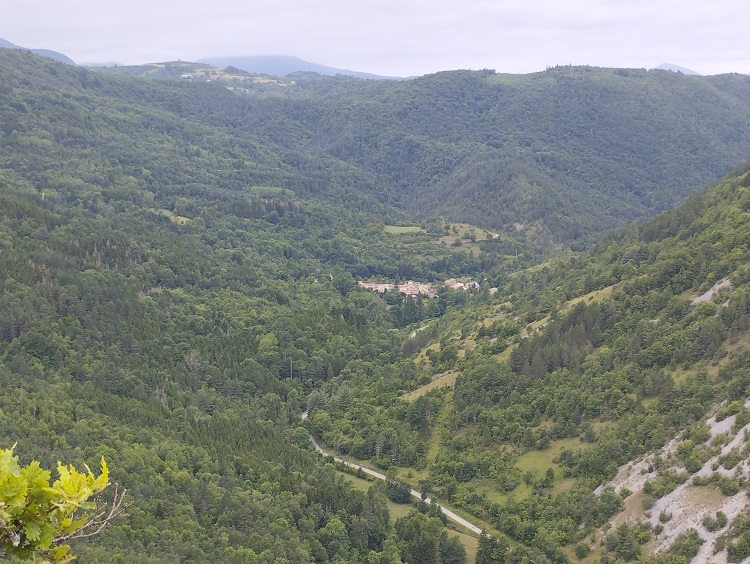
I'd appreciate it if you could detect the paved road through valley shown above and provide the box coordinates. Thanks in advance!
[308,434,483,536]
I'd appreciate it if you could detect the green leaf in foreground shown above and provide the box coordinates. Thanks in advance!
[0,445,126,562]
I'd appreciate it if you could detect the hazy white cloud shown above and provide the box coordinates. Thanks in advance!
[3,0,748,75]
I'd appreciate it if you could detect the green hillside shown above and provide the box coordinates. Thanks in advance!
[3,47,750,563]
[94,57,750,246]
[0,50,405,216]
[0,50,482,562]
[189,65,750,245]
[316,163,750,561]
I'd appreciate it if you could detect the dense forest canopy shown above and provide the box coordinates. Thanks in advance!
[311,162,750,562]
[2,49,750,563]
[95,56,750,246]
[0,50,481,562]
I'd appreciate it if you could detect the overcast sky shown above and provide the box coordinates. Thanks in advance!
[3,0,748,76]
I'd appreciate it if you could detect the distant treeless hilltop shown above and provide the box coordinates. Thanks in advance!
[0,37,75,65]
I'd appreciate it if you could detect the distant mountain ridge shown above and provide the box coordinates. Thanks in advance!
[0,37,75,65]
[198,55,402,80]
[655,62,701,75]
[86,58,750,246]
[234,65,750,245]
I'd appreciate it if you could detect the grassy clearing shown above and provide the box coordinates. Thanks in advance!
[432,223,495,256]
[520,316,550,338]
[388,502,414,522]
[338,471,413,522]
[428,392,456,462]
[474,479,508,504]
[402,372,460,401]
[414,331,464,363]
[510,261,552,277]
[613,491,648,528]
[339,471,375,492]
[552,478,576,495]
[338,470,480,558]
[669,366,695,387]
[395,467,430,484]
[395,395,454,485]
[445,223,496,241]
[507,483,534,503]
[481,307,511,327]
[459,338,476,357]
[415,343,440,364]
[435,238,483,256]
[474,477,533,505]
[453,530,479,562]
[493,345,515,362]
[724,330,750,355]
[592,420,615,434]
[384,225,424,234]
[516,437,580,480]
[564,283,619,309]
[159,209,190,225]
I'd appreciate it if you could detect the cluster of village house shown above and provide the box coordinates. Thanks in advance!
[358,278,483,298]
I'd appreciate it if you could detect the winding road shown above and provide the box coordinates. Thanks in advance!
[308,434,484,536]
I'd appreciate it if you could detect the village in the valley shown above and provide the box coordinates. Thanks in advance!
[358,278,497,298]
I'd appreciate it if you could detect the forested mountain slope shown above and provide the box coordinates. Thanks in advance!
[0,49,402,218]
[312,163,750,562]
[0,50,486,562]
[4,46,750,563]
[194,65,750,245]
[94,55,750,246]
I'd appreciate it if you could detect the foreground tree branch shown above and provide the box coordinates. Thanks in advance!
[54,483,129,543]
[0,445,126,562]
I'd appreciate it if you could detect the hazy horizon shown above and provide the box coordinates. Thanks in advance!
[4,0,749,77]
